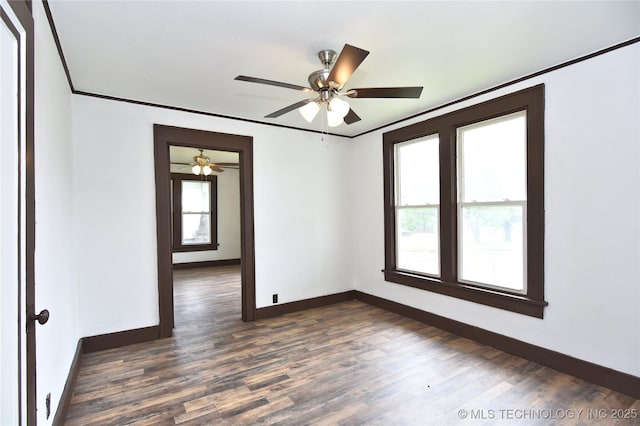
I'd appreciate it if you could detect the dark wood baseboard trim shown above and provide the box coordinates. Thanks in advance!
[354,291,640,400]
[52,338,83,426]
[255,291,357,320]
[52,326,161,423]
[172,258,241,270]
[82,325,161,353]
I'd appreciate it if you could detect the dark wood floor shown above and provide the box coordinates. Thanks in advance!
[65,265,640,425]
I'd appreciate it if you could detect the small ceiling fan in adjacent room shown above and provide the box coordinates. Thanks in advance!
[171,149,238,176]
[235,44,423,127]
[190,149,223,176]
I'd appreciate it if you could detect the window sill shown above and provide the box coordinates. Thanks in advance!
[383,269,547,318]
[172,244,219,253]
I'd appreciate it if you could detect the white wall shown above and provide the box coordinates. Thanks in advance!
[71,96,354,336]
[172,167,241,263]
[351,43,640,377]
[33,1,79,424]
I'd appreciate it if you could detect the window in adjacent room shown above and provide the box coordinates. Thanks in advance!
[383,84,546,318]
[171,174,218,252]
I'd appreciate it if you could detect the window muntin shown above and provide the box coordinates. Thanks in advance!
[395,135,440,276]
[382,84,546,318]
[457,111,527,292]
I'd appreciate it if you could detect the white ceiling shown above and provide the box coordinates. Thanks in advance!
[47,1,639,137]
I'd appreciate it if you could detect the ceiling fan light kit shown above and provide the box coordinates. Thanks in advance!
[235,44,423,128]
[191,149,223,176]
[326,97,350,127]
[193,164,212,176]
[299,101,320,123]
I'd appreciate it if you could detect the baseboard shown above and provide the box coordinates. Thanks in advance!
[354,291,640,400]
[82,325,161,353]
[255,290,357,320]
[52,338,83,426]
[172,258,241,269]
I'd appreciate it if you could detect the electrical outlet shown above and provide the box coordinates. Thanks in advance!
[272,294,278,304]
[45,393,51,419]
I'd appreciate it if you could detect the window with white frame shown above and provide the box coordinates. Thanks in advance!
[395,134,440,276]
[457,111,527,292]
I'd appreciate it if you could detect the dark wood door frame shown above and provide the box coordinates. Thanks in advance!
[153,124,256,338]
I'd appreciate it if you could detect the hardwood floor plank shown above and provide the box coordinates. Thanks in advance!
[174,402,220,425]
[65,265,640,425]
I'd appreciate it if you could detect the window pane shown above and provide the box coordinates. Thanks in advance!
[182,181,210,213]
[182,213,211,244]
[397,207,439,276]
[458,111,526,202]
[459,205,524,291]
[396,134,439,205]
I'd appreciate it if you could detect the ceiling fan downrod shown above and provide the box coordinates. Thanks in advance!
[318,49,337,67]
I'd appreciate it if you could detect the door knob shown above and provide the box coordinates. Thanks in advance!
[30,309,50,325]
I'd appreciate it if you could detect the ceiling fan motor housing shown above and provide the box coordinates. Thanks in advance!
[308,49,338,92]
[194,150,210,166]
[308,69,331,92]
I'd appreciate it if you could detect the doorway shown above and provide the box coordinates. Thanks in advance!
[153,125,256,338]
[169,146,241,326]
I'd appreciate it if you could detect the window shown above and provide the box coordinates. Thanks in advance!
[395,134,440,276]
[457,111,526,291]
[383,85,546,318]
[171,174,218,252]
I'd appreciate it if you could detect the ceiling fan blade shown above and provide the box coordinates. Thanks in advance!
[235,75,314,93]
[211,166,225,173]
[347,87,423,99]
[265,99,315,118]
[326,44,369,89]
[344,108,361,125]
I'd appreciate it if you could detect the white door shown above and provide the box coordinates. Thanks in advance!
[0,2,29,424]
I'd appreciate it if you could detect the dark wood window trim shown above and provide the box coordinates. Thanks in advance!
[383,84,546,318]
[170,173,218,252]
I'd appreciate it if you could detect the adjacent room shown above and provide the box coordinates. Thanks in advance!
[1,1,639,424]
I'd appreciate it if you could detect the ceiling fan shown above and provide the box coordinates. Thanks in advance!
[171,149,235,176]
[235,44,423,127]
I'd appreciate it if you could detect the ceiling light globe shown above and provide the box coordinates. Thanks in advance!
[329,97,350,118]
[203,165,213,176]
[192,165,201,175]
[299,101,320,123]
[327,112,344,127]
